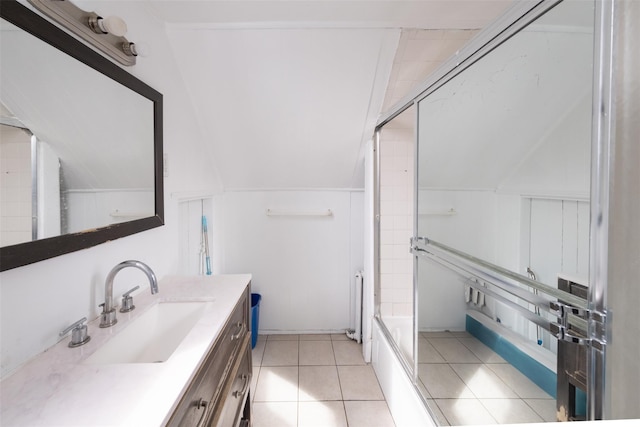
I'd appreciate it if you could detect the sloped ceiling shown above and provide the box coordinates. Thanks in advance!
[417,0,594,197]
[166,27,397,190]
[147,0,512,190]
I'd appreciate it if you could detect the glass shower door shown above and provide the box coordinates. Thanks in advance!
[413,0,597,423]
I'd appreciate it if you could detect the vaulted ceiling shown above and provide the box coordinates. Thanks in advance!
[148,0,513,190]
[4,1,512,192]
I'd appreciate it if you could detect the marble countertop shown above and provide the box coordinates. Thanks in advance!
[0,274,251,426]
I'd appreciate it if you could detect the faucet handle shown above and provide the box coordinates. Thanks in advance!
[60,317,91,348]
[98,302,118,328]
[120,285,140,313]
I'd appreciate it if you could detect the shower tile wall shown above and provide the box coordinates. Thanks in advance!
[378,29,477,318]
[379,128,414,317]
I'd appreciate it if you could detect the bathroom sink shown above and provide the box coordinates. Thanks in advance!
[85,301,212,364]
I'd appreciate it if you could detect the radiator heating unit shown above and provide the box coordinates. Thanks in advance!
[346,271,363,343]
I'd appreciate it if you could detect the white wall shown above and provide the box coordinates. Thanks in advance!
[416,189,590,342]
[0,1,223,378]
[211,190,364,333]
[417,190,522,331]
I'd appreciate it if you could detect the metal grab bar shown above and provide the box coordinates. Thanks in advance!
[412,237,588,310]
[412,238,593,342]
[465,279,552,331]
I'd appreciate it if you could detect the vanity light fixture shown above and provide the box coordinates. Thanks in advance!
[27,0,139,66]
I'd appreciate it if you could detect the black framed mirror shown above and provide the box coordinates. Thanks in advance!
[0,0,163,271]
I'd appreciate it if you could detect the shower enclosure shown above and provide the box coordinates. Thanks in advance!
[374,0,639,423]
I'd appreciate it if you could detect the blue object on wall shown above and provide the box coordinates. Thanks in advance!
[466,315,587,417]
[466,315,556,396]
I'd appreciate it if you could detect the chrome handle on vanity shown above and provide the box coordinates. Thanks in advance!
[59,317,91,348]
[230,322,244,341]
[233,374,251,398]
[195,398,209,427]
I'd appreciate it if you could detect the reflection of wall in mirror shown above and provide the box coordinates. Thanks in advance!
[1,18,156,246]
[415,9,594,338]
[64,189,154,234]
[37,139,61,239]
[0,124,31,246]
[417,190,521,332]
[0,129,62,246]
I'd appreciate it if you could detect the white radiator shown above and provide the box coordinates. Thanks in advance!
[346,271,363,343]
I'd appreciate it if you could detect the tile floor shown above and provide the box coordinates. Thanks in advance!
[418,331,557,425]
[250,332,557,426]
[250,334,396,427]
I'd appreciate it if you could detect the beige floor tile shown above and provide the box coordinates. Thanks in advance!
[253,338,266,367]
[450,364,518,398]
[338,365,384,400]
[299,340,336,366]
[344,401,396,427]
[435,398,497,425]
[418,338,446,363]
[416,380,432,399]
[254,366,299,402]
[298,401,347,427]
[333,340,366,365]
[428,338,481,363]
[418,364,475,399]
[331,333,349,341]
[267,334,299,341]
[486,363,552,398]
[448,331,472,337]
[525,398,558,422]
[426,399,450,426]
[421,331,457,338]
[457,337,506,364]
[299,366,342,401]
[300,334,332,341]
[251,366,260,402]
[252,402,298,427]
[480,398,544,423]
[262,340,299,366]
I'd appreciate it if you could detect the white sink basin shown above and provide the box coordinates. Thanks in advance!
[85,301,212,364]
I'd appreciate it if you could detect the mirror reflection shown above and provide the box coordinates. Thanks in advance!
[0,18,155,248]
[377,0,595,424]
[415,0,594,424]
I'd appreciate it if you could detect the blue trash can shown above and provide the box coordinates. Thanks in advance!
[251,293,261,349]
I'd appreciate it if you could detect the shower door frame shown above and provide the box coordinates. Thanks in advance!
[372,0,624,421]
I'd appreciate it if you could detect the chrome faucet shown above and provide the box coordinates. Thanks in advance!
[99,260,158,328]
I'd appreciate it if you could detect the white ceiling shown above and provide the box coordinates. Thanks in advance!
[150,0,513,190]
[146,1,513,29]
[417,4,594,196]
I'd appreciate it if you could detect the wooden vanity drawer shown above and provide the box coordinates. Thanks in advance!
[166,286,250,427]
[212,336,252,427]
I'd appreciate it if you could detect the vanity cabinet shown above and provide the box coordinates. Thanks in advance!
[167,286,252,427]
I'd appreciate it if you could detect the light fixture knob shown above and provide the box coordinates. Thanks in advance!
[99,16,128,37]
[90,15,128,37]
[123,42,149,58]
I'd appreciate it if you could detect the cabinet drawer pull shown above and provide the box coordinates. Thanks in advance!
[196,398,208,410]
[195,398,209,427]
[233,374,251,398]
[230,322,244,340]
